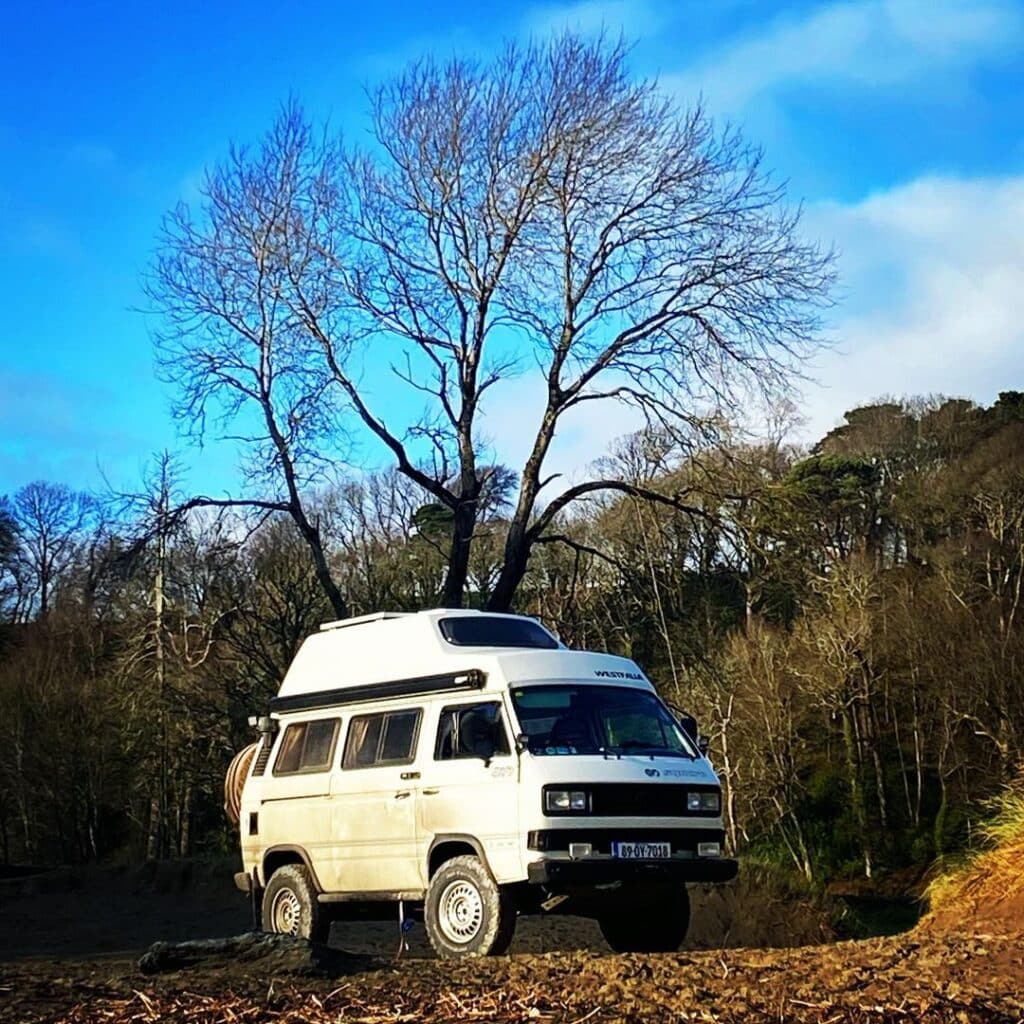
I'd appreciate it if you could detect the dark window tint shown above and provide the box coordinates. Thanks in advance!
[439,615,558,649]
[343,710,421,769]
[303,720,338,767]
[273,718,340,775]
[347,715,383,768]
[275,725,305,774]
[435,702,511,760]
[381,711,419,761]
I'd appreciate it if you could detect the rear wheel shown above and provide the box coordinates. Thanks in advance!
[261,864,331,943]
[424,855,516,958]
[598,886,690,953]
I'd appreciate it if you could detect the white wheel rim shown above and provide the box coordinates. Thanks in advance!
[438,879,484,944]
[271,886,302,935]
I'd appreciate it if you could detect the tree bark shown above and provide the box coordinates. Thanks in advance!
[441,500,476,608]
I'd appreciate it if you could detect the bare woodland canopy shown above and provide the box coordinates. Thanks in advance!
[2,37,1021,892]
[3,395,1024,881]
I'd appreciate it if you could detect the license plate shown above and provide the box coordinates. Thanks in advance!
[611,841,672,859]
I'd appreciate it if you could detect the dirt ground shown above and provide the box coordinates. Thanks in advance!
[0,860,833,961]
[0,862,1020,1023]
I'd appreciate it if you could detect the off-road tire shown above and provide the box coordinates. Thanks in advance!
[598,886,690,953]
[424,855,516,958]
[261,864,330,943]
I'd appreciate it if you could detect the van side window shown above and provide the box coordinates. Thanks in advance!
[435,702,511,760]
[343,710,421,769]
[273,718,340,775]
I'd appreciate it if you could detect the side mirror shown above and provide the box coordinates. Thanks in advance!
[515,733,530,754]
[697,735,710,757]
[677,712,699,742]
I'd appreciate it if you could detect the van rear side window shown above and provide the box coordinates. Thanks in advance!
[273,718,340,775]
[343,710,421,769]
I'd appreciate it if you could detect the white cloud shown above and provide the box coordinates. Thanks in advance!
[800,174,1024,439]
[480,371,645,485]
[523,0,665,37]
[666,0,1022,113]
[480,174,1024,468]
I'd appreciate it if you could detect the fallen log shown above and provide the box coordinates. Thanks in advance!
[137,931,367,976]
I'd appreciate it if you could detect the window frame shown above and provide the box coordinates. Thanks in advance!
[433,700,513,761]
[341,708,423,770]
[271,717,342,776]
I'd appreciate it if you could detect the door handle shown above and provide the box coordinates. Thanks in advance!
[422,788,440,796]
[394,790,411,800]
[401,771,421,780]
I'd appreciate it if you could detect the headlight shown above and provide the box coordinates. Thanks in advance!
[687,791,721,813]
[544,788,589,813]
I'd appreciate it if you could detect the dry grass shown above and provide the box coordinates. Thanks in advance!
[925,766,1024,914]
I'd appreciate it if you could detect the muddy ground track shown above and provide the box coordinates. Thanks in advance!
[0,863,1020,1023]
[2,926,1022,1024]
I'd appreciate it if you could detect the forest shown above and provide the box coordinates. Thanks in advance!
[1,391,1022,893]
[2,36,1022,899]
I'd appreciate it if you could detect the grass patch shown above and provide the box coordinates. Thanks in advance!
[925,766,1024,913]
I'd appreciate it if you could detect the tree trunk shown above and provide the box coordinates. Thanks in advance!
[911,688,923,828]
[0,800,8,864]
[867,703,889,831]
[148,483,168,862]
[292,511,348,619]
[178,784,192,858]
[488,515,533,612]
[441,501,475,608]
[842,703,872,879]
[488,404,560,612]
[934,769,949,860]
[145,794,161,861]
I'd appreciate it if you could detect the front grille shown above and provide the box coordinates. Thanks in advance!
[545,783,719,817]
[528,827,725,853]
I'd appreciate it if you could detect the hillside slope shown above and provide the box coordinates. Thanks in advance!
[920,769,1024,939]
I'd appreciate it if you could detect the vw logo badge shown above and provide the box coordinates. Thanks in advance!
[645,767,660,777]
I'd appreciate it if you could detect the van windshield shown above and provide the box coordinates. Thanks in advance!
[509,685,698,757]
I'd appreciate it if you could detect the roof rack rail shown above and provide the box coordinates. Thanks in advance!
[319,611,409,632]
[270,669,486,714]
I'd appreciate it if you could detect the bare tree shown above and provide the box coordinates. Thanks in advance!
[149,34,833,612]
[339,36,833,609]
[0,499,19,623]
[10,481,95,617]
[146,112,349,618]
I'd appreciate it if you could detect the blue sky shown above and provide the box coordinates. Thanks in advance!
[1,0,1023,497]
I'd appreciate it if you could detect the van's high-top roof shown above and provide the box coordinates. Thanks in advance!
[274,609,651,703]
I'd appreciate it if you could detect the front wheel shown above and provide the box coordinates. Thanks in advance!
[424,855,516,958]
[261,864,331,943]
[598,887,690,953]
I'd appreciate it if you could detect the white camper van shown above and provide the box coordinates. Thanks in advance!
[234,609,736,957]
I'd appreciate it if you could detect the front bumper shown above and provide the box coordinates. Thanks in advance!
[526,856,738,886]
